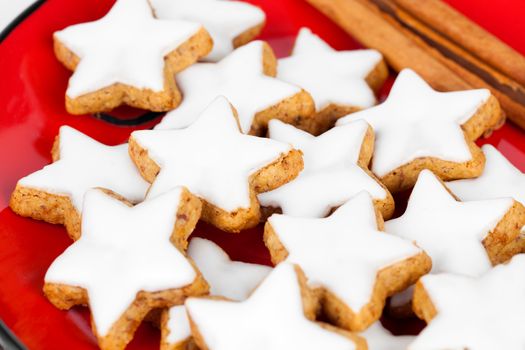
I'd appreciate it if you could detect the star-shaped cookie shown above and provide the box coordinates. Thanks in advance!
[410,254,525,350]
[258,119,394,219]
[54,0,212,114]
[185,263,366,350]
[188,238,272,300]
[336,68,502,192]
[278,27,387,131]
[153,40,315,135]
[150,0,265,61]
[130,97,303,232]
[361,322,415,350]
[10,126,149,240]
[44,188,207,350]
[264,192,431,331]
[386,170,525,276]
[161,238,271,350]
[447,144,525,232]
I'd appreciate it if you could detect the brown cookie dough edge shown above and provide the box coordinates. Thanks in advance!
[9,185,81,240]
[186,265,366,350]
[43,189,208,350]
[247,42,316,136]
[412,280,437,323]
[160,308,196,350]
[461,94,503,140]
[54,27,213,114]
[482,200,525,265]
[313,58,390,134]
[378,133,486,193]
[128,131,304,233]
[260,123,395,221]
[232,21,265,51]
[263,207,432,332]
[9,134,80,240]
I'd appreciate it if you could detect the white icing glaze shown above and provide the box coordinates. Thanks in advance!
[268,192,422,312]
[188,238,271,300]
[186,263,358,350]
[165,305,191,346]
[55,0,202,98]
[153,41,303,133]
[447,144,525,206]
[389,285,414,308]
[150,0,265,61]
[278,27,381,111]
[258,120,387,217]
[336,69,490,177]
[409,254,525,350]
[386,170,513,277]
[448,145,525,233]
[165,238,271,346]
[45,188,197,337]
[18,125,149,212]
[362,322,415,350]
[132,96,292,212]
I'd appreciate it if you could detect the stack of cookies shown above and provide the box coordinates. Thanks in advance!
[9,0,525,349]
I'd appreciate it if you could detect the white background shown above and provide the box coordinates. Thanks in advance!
[0,0,37,34]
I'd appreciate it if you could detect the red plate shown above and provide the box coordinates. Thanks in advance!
[0,0,524,349]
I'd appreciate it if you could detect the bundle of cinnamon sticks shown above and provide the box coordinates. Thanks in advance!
[307,0,525,130]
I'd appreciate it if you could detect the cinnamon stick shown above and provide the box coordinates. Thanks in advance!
[306,0,525,130]
[393,0,525,87]
[304,0,470,91]
[371,0,525,130]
